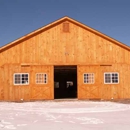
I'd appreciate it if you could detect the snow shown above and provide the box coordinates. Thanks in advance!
[0,100,130,130]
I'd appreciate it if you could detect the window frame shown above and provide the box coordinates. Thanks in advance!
[104,72,119,84]
[35,73,48,84]
[83,73,95,84]
[14,73,29,85]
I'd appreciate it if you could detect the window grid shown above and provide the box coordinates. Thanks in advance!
[84,73,94,84]
[36,73,47,84]
[104,73,119,84]
[14,73,29,85]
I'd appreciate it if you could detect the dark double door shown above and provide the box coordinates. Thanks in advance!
[54,66,77,99]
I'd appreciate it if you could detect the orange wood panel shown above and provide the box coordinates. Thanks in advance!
[0,20,130,66]
[0,17,130,101]
[78,64,130,100]
[30,65,54,100]
[77,65,101,99]
[100,64,130,100]
[0,67,4,100]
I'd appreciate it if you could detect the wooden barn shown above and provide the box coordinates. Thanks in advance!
[0,16,130,101]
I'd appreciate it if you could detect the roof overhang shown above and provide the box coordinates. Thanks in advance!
[0,16,130,52]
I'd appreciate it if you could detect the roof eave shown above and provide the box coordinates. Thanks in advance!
[0,16,130,52]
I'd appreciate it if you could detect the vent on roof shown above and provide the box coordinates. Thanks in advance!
[63,23,69,32]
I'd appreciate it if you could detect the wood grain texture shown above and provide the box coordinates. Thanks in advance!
[78,64,130,100]
[0,20,130,65]
[0,65,53,101]
[30,65,54,100]
[78,65,101,99]
[0,67,4,100]
[0,17,130,101]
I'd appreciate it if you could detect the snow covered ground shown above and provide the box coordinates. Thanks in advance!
[0,100,130,130]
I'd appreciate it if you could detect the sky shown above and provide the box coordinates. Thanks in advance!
[0,0,130,47]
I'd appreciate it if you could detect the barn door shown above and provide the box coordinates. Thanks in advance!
[14,65,30,101]
[77,65,101,99]
[30,65,54,100]
[54,66,77,99]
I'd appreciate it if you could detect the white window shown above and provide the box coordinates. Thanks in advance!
[84,73,94,84]
[104,72,119,84]
[14,73,29,85]
[36,73,47,84]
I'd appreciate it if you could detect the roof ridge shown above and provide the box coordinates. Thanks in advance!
[0,16,130,52]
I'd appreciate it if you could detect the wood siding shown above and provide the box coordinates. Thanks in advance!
[0,18,130,101]
[0,67,4,100]
[78,65,101,99]
[0,64,53,101]
[0,20,130,66]
[78,64,130,100]
[30,65,54,100]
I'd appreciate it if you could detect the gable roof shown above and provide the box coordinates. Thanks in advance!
[0,16,130,52]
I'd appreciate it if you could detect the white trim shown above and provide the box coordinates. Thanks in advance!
[83,73,95,84]
[104,72,119,84]
[35,73,48,84]
[14,73,29,85]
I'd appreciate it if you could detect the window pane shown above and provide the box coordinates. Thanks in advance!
[14,73,29,85]
[21,74,28,84]
[44,81,46,83]
[15,74,21,84]
[105,74,111,83]
[84,73,94,84]
[112,73,118,83]
[104,73,119,84]
[36,73,47,84]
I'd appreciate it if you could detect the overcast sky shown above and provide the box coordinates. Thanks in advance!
[0,0,130,47]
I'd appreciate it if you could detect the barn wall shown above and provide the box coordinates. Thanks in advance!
[78,64,130,100]
[77,65,101,99]
[100,64,130,99]
[0,67,4,100]
[0,20,130,66]
[0,64,53,101]
[30,65,54,100]
[0,19,130,101]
